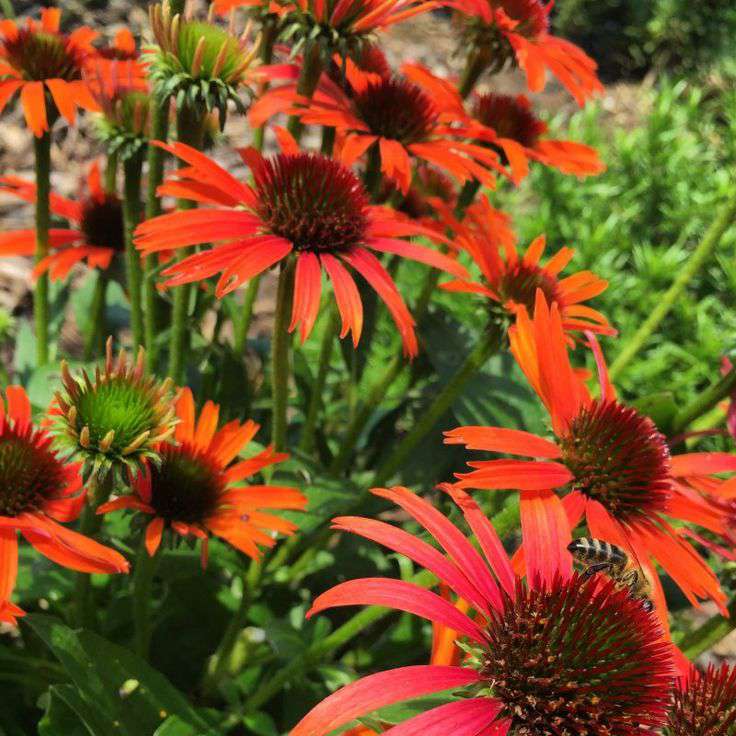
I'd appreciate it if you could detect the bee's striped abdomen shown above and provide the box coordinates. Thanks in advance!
[567,537,627,565]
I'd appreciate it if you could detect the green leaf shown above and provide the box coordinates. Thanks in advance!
[152,715,221,736]
[25,615,210,736]
[38,685,108,736]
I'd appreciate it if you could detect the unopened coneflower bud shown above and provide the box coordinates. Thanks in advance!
[51,338,177,480]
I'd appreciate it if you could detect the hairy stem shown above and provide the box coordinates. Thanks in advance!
[123,153,145,349]
[132,538,160,659]
[33,132,51,366]
[671,366,736,434]
[271,260,295,450]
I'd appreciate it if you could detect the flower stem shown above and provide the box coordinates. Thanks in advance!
[671,366,736,434]
[374,323,503,486]
[363,143,382,200]
[132,537,160,659]
[459,47,490,99]
[678,596,736,660]
[298,308,339,454]
[233,275,261,353]
[609,187,736,380]
[271,260,295,451]
[202,557,262,696]
[243,498,518,714]
[83,271,108,361]
[33,132,51,367]
[104,151,118,194]
[168,106,205,383]
[123,153,145,349]
[251,18,277,152]
[329,353,406,474]
[144,99,169,372]
[287,42,324,142]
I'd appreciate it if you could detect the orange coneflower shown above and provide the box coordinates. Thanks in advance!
[134,141,468,356]
[255,63,504,194]
[0,161,125,281]
[445,291,735,626]
[442,195,613,336]
[450,0,603,105]
[0,8,99,136]
[403,64,605,183]
[98,387,307,567]
[292,486,673,736]
[0,385,129,624]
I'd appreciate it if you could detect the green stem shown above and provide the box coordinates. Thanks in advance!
[168,107,205,383]
[298,308,339,454]
[671,367,736,434]
[233,275,261,353]
[132,538,160,659]
[374,324,502,486]
[123,153,145,349]
[244,500,519,714]
[329,354,406,475]
[678,596,736,660]
[33,132,51,367]
[458,48,490,99]
[144,100,169,371]
[271,260,295,450]
[609,188,736,380]
[251,19,277,153]
[104,151,118,194]
[287,43,324,142]
[203,558,262,696]
[72,475,111,629]
[83,272,108,361]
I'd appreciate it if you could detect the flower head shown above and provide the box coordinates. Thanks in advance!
[450,0,603,105]
[666,663,736,735]
[292,485,673,736]
[98,388,306,566]
[443,195,612,336]
[53,339,176,479]
[0,8,99,136]
[148,1,260,126]
[0,162,125,281]
[135,141,468,356]
[254,64,503,194]
[446,291,735,622]
[0,385,128,624]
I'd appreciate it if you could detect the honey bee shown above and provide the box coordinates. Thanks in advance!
[567,537,655,612]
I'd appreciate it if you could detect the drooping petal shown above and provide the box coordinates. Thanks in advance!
[455,459,573,490]
[382,698,503,736]
[366,237,469,279]
[321,253,363,345]
[145,517,165,557]
[307,578,488,643]
[20,81,47,137]
[444,426,561,458]
[290,666,482,736]
[290,251,323,343]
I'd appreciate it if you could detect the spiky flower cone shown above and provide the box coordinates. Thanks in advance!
[148,0,260,128]
[52,338,176,480]
[666,663,736,735]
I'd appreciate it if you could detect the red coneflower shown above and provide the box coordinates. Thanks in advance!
[98,387,307,567]
[0,8,99,136]
[291,485,674,736]
[450,0,603,105]
[0,161,125,281]
[666,663,736,735]
[256,63,503,194]
[134,141,468,355]
[86,28,147,103]
[442,195,613,336]
[0,385,129,624]
[445,290,734,623]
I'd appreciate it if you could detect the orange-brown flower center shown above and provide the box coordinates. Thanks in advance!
[3,29,84,81]
[473,93,545,148]
[482,576,672,734]
[253,152,369,253]
[559,400,672,520]
[148,444,223,525]
[80,195,125,252]
[496,261,561,315]
[0,425,68,516]
[666,665,736,735]
[353,77,439,145]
